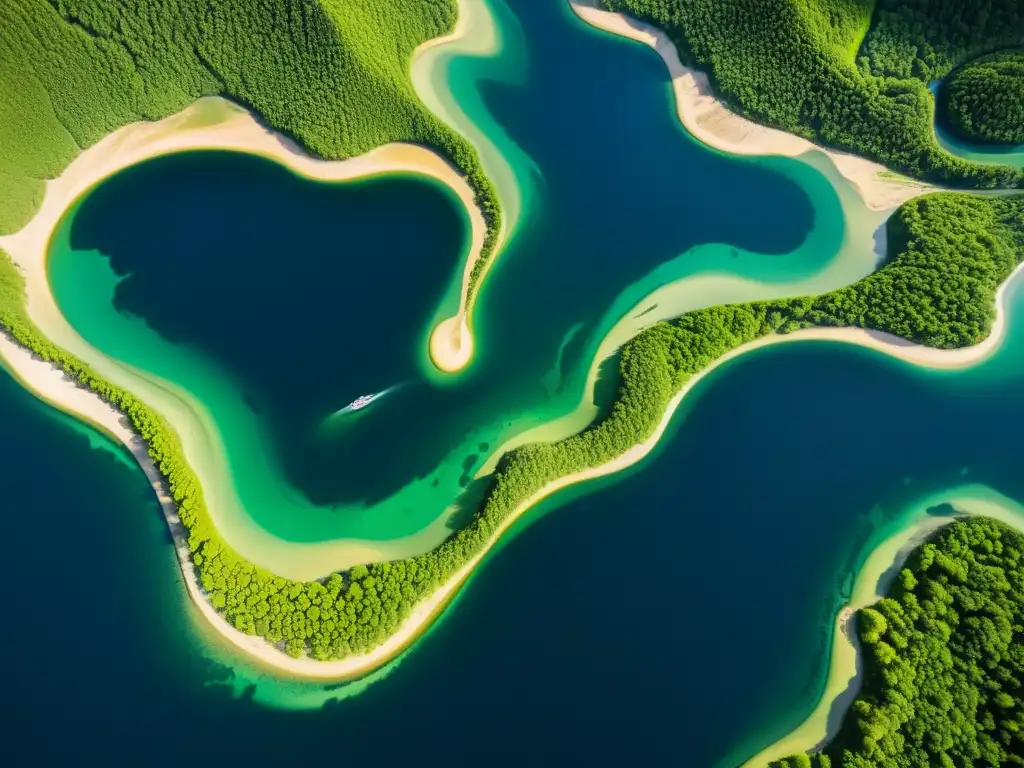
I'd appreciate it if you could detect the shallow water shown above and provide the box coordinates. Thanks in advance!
[47,0,876,576]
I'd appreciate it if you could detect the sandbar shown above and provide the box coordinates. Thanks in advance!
[569,0,935,212]
[413,0,524,373]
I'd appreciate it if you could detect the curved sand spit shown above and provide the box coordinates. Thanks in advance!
[0,2,1012,681]
[414,0,513,373]
[415,2,478,374]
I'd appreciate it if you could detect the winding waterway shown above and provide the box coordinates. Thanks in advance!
[10,0,1024,765]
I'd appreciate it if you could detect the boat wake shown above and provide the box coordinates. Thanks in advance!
[322,383,405,425]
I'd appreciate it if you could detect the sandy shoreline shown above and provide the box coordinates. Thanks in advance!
[2,271,1016,680]
[0,96,493,677]
[569,0,934,212]
[413,0,479,374]
[741,486,1024,766]
[413,0,517,373]
[172,289,1024,678]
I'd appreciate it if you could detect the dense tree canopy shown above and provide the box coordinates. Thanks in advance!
[0,0,500,295]
[863,0,1024,82]
[769,516,1024,767]
[600,0,1024,188]
[940,52,1024,146]
[0,190,1019,666]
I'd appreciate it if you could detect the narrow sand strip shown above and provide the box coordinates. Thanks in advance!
[413,0,513,373]
[569,0,934,212]
[414,0,478,374]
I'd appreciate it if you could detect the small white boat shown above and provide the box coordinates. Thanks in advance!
[348,393,380,411]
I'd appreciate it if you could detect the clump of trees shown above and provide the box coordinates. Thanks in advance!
[769,516,1024,767]
[940,52,1024,146]
[0,0,500,299]
[863,0,1024,82]
[600,0,1024,188]
[1,190,1020,665]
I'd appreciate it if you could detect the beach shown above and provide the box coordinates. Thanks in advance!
[569,0,934,212]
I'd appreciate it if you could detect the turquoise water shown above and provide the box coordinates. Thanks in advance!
[929,80,1024,169]
[48,0,870,571]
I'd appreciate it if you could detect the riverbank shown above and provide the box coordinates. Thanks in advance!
[568,0,934,212]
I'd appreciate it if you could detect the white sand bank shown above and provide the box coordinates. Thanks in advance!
[413,0,480,374]
[569,0,934,212]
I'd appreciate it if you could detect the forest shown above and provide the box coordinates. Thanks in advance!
[940,52,1024,146]
[600,0,1024,188]
[0,190,1019,665]
[0,0,500,297]
[768,516,1024,767]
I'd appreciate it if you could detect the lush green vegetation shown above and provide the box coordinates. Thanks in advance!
[863,1,1024,82]
[0,190,1019,664]
[599,0,1024,188]
[769,516,1024,767]
[940,52,1024,146]
[0,0,500,297]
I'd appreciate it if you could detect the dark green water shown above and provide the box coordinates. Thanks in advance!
[48,0,845,561]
